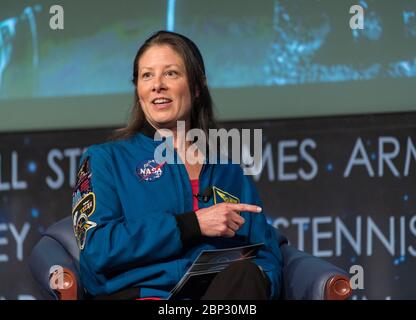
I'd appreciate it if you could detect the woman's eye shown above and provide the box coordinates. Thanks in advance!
[166,70,178,78]
[142,72,152,79]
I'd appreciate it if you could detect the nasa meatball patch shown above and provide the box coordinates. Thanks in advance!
[136,159,165,182]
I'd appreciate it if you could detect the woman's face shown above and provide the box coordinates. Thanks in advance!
[137,45,192,130]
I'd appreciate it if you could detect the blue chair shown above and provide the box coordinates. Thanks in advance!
[29,216,352,300]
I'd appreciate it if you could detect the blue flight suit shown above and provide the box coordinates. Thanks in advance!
[72,127,283,299]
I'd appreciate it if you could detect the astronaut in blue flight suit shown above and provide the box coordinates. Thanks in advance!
[72,30,283,300]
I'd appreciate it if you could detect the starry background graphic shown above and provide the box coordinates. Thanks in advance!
[225,112,416,299]
[0,128,113,299]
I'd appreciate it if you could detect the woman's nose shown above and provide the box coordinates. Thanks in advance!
[152,76,167,92]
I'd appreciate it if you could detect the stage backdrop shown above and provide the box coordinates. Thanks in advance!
[2,0,416,131]
[0,112,415,299]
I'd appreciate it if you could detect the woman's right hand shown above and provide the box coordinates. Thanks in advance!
[195,203,262,238]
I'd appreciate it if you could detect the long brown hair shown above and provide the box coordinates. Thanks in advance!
[112,30,217,140]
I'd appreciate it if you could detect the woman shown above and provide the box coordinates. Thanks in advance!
[72,30,282,300]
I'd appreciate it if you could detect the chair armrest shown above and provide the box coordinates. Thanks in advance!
[325,274,352,300]
[280,244,352,300]
[29,236,81,300]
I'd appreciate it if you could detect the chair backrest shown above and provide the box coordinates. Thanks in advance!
[44,216,79,263]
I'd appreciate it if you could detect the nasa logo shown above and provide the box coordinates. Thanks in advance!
[136,159,165,182]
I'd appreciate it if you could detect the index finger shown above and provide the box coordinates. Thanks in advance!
[226,203,262,213]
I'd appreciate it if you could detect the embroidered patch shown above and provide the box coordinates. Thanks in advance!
[212,186,240,205]
[136,159,165,182]
[72,157,93,208]
[72,192,97,250]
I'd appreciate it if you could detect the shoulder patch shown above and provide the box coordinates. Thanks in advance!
[72,192,97,250]
[212,186,240,204]
[72,156,93,208]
